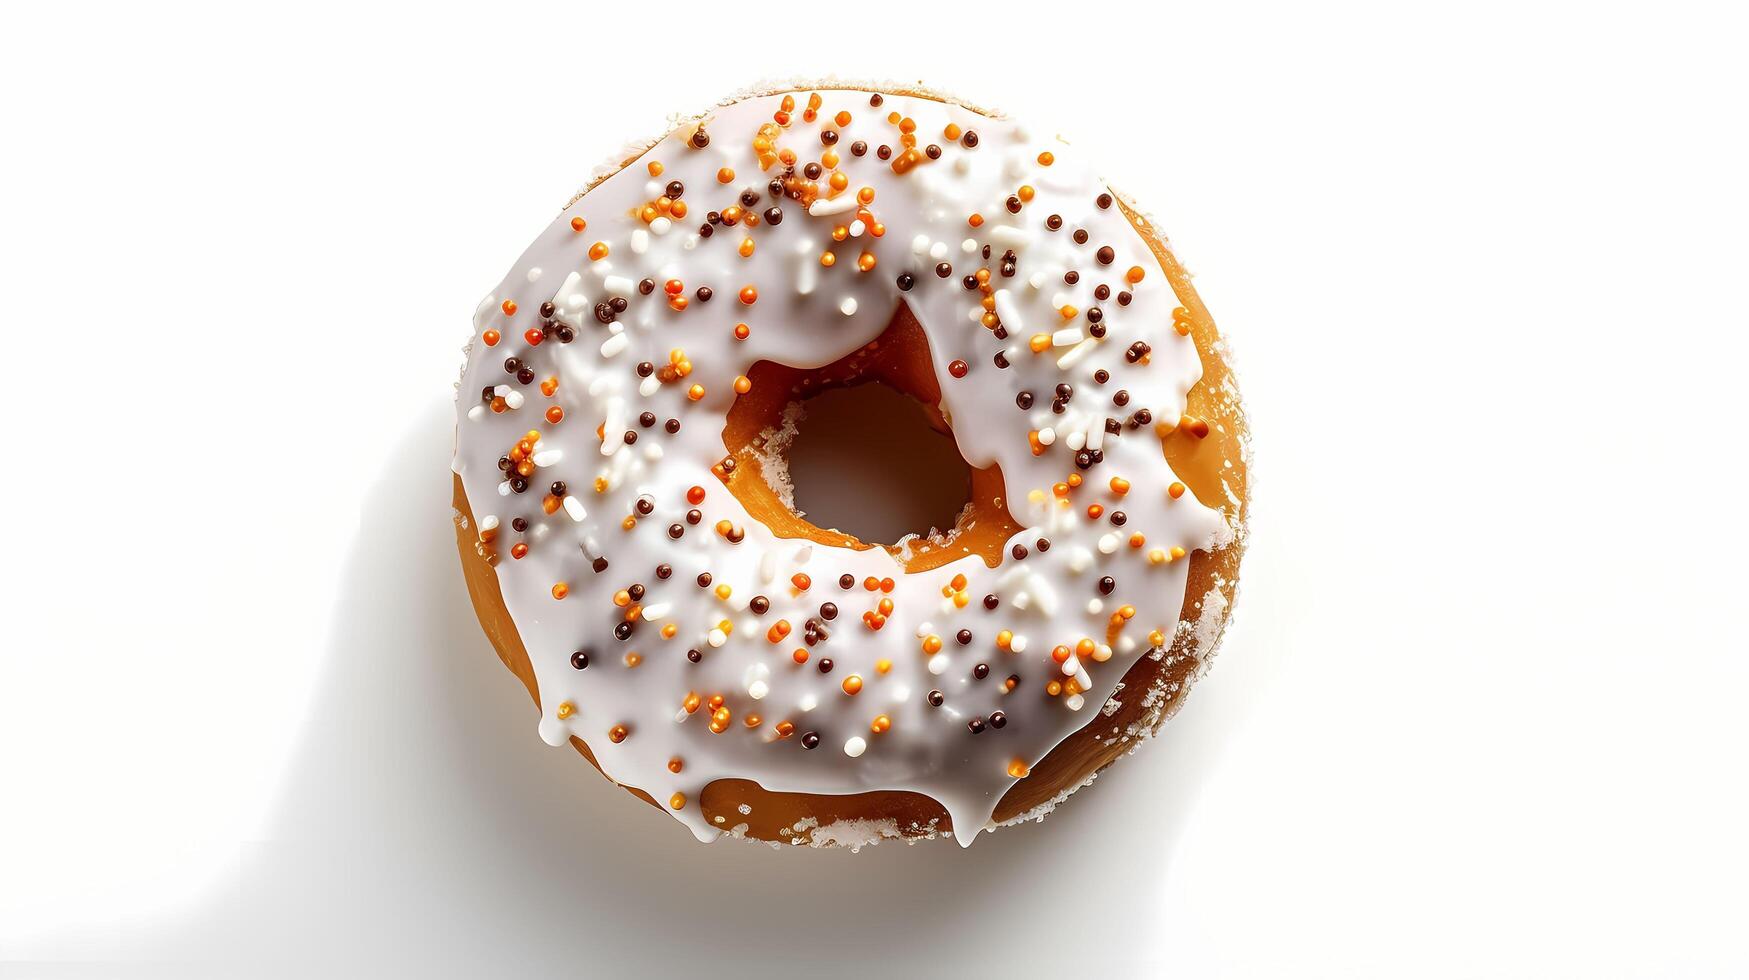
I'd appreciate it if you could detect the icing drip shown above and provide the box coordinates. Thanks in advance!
[454,89,1229,846]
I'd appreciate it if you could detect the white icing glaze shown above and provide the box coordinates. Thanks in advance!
[454,89,1231,846]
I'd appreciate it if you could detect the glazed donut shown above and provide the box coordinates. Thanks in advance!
[452,83,1249,847]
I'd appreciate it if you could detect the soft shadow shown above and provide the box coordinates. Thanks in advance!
[131,401,1238,976]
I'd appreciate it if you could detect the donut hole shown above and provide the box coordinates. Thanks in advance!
[779,382,971,547]
[720,304,1021,571]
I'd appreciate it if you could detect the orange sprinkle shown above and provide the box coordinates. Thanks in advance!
[1008,758,1031,778]
[646,161,663,176]
[569,216,586,232]
[481,329,500,347]
[792,648,809,665]
[791,573,811,592]
[733,322,751,340]
[500,300,517,316]
[842,675,863,696]
[668,757,684,773]
[739,237,755,258]
[1168,482,1187,500]
[686,485,706,505]
[870,714,891,734]
[608,724,629,743]
[1110,477,1131,495]
[588,242,608,261]
[687,384,705,401]
[739,286,758,305]
[545,406,564,424]
[551,582,569,600]
[1018,185,1035,203]
[1037,151,1055,166]
[557,701,575,720]
[733,375,751,395]
[1126,265,1147,284]
[668,792,686,810]
[717,167,735,183]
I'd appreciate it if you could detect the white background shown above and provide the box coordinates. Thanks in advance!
[3,1,1745,976]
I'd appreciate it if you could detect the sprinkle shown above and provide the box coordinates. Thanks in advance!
[844,736,867,758]
[668,792,686,810]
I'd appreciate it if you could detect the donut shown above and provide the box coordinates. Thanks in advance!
[452,83,1249,847]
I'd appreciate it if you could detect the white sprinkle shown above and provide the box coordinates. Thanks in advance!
[1098,533,1120,554]
[630,229,649,254]
[994,290,1024,334]
[928,653,950,675]
[525,266,542,282]
[799,693,818,712]
[809,194,859,216]
[929,240,949,260]
[1028,574,1059,616]
[797,245,818,296]
[1086,598,1104,614]
[961,238,978,254]
[1010,635,1028,654]
[849,219,866,237]
[467,405,484,421]
[1037,427,1056,447]
[843,737,867,758]
[497,481,511,496]
[641,602,671,620]
[749,680,769,700]
[1066,430,1087,452]
[708,628,728,648]
[563,495,587,522]
[1066,693,1086,711]
[1051,327,1083,347]
[1087,420,1105,451]
[911,233,931,256]
[639,375,660,397]
[840,296,858,316]
[599,333,628,358]
[989,225,1030,249]
[479,515,500,533]
[604,275,635,295]
[1057,337,1097,369]
[916,621,935,638]
[1067,547,1093,574]
[503,390,525,410]
[649,217,672,236]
